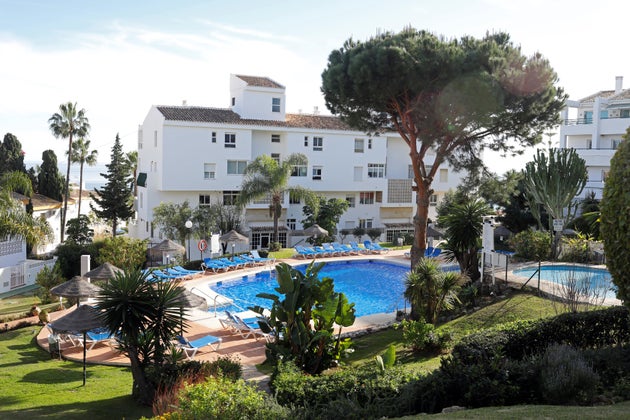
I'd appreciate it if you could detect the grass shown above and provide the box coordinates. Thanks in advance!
[346,291,571,373]
[0,328,152,420]
[401,401,630,419]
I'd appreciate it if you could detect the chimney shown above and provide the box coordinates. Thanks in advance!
[313,106,319,115]
[615,76,623,94]
[182,100,187,106]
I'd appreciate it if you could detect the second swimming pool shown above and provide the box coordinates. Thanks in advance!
[209,260,411,317]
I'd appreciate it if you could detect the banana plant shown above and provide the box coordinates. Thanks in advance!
[252,261,356,374]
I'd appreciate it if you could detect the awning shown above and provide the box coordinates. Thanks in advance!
[137,172,147,187]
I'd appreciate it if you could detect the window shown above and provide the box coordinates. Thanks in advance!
[368,138,373,149]
[600,110,609,119]
[154,130,158,147]
[289,191,301,204]
[225,133,236,148]
[313,136,323,151]
[272,97,281,112]
[231,97,235,106]
[138,129,143,150]
[223,190,240,205]
[367,163,385,178]
[346,195,356,208]
[354,138,364,153]
[203,163,216,179]
[408,165,414,179]
[286,218,296,230]
[304,136,309,147]
[227,160,247,174]
[312,166,323,180]
[291,164,307,177]
[586,139,592,149]
[613,139,622,149]
[359,218,373,228]
[344,220,356,229]
[439,168,448,182]
[354,166,363,182]
[621,109,630,118]
[211,132,216,143]
[359,192,375,205]
[271,153,280,164]
[199,194,211,206]
[429,194,438,206]
[271,134,280,143]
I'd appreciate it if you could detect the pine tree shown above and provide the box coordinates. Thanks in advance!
[90,134,133,236]
[0,133,27,176]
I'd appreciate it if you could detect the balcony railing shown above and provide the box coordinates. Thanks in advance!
[563,115,630,125]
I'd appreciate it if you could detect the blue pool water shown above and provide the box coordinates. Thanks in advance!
[513,265,616,299]
[209,260,411,317]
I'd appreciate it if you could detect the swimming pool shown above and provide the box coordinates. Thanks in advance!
[209,260,411,317]
[513,265,616,299]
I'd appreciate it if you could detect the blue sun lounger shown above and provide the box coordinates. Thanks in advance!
[175,334,222,360]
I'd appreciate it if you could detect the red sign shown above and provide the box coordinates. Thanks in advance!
[197,239,208,252]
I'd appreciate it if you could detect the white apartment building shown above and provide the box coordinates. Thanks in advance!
[559,76,630,200]
[130,74,465,249]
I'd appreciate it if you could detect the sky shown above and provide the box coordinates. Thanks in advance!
[1,0,629,175]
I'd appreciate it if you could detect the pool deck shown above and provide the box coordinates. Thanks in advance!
[35,249,412,382]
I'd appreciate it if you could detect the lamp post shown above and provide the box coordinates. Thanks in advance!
[185,220,193,263]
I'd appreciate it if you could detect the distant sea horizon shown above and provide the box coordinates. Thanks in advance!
[25,160,108,191]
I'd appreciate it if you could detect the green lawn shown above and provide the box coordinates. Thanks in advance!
[0,328,151,420]
[346,291,560,371]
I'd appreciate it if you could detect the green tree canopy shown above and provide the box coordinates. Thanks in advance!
[238,153,319,245]
[601,128,630,306]
[37,150,64,201]
[90,134,134,236]
[49,102,90,242]
[0,133,26,177]
[522,148,587,259]
[0,171,54,248]
[301,197,349,245]
[321,28,566,268]
[152,200,194,247]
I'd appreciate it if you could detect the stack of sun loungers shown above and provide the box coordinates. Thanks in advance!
[219,310,269,341]
[294,242,376,259]
[201,252,276,273]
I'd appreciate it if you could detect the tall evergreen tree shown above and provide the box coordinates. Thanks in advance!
[0,133,26,176]
[37,150,64,201]
[90,134,133,236]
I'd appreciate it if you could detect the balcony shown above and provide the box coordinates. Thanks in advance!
[563,115,630,126]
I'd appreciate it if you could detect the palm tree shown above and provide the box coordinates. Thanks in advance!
[48,102,90,242]
[438,198,490,282]
[67,137,98,217]
[0,171,54,249]
[124,150,138,198]
[97,269,185,405]
[404,257,467,323]
[237,153,318,245]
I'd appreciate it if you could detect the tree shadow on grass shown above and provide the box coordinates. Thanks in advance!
[0,395,152,420]
[19,367,83,384]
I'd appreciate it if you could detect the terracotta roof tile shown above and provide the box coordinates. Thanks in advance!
[579,90,616,104]
[234,75,285,89]
[156,106,354,131]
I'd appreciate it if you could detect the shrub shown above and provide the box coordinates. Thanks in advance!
[509,229,551,261]
[395,319,452,353]
[560,234,592,263]
[268,241,281,252]
[162,376,288,420]
[539,343,599,404]
[271,361,418,419]
[35,263,64,304]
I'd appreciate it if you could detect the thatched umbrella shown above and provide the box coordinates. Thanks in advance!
[173,288,208,334]
[152,239,185,253]
[220,230,249,255]
[50,276,102,305]
[84,262,123,281]
[50,305,105,386]
[303,224,328,237]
